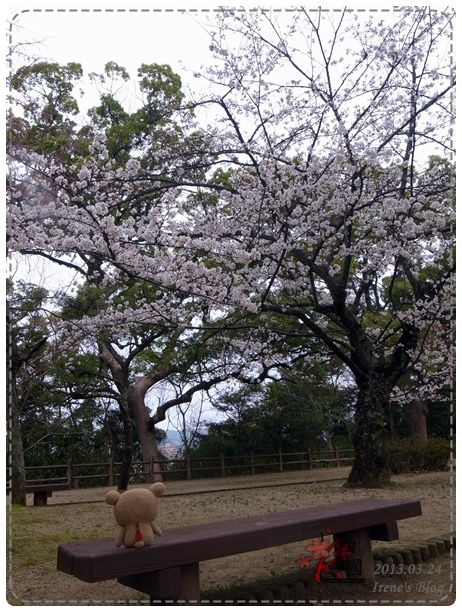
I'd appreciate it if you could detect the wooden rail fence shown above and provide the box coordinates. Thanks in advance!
[10,448,354,490]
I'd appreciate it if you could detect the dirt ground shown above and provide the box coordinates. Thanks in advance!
[6,468,455,606]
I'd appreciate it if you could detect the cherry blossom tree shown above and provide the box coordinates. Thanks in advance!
[7,60,248,486]
[179,7,454,487]
[8,8,455,488]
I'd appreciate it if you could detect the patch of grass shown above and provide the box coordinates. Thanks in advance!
[8,504,59,525]
[11,539,60,568]
[7,502,115,571]
[389,472,450,491]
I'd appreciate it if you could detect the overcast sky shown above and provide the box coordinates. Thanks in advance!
[9,8,213,85]
[10,2,446,77]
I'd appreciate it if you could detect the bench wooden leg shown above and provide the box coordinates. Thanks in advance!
[118,563,201,605]
[333,528,375,580]
[177,562,200,605]
[33,491,49,506]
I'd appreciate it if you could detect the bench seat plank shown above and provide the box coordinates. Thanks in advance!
[57,498,421,583]
[7,482,70,493]
[7,482,72,506]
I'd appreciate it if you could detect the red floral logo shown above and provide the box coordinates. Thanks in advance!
[296,527,354,583]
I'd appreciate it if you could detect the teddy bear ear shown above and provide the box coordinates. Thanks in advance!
[149,483,166,498]
[105,490,120,505]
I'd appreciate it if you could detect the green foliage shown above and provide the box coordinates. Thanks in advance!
[427,391,454,439]
[137,63,184,117]
[86,62,185,162]
[60,285,109,320]
[9,281,133,469]
[384,438,451,474]
[10,59,187,167]
[10,61,83,115]
[9,61,92,161]
[192,369,350,460]
[386,393,453,440]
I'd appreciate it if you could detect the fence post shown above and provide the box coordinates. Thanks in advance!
[149,457,154,482]
[335,448,340,468]
[66,459,72,485]
[108,457,114,487]
[307,449,312,470]
[279,449,283,473]
[220,454,225,477]
[186,455,192,480]
[250,451,255,475]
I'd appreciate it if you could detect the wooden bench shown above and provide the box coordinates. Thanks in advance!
[57,498,421,605]
[7,481,71,506]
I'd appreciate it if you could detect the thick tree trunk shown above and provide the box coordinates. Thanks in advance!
[98,342,163,486]
[346,375,392,488]
[117,401,133,492]
[410,399,428,442]
[128,384,163,482]
[8,303,27,505]
[10,399,27,505]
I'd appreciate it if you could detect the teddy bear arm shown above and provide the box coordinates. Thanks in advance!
[115,526,125,547]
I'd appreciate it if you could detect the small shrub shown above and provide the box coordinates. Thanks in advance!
[385,438,450,474]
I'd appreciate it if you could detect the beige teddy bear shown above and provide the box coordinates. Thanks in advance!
[105,483,165,548]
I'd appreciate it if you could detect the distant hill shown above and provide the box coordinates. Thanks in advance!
[159,429,208,449]
[162,430,182,448]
